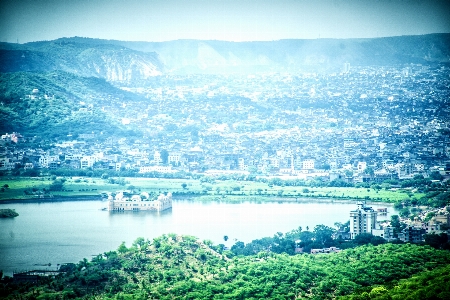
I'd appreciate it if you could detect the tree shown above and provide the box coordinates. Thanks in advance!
[132,237,146,249]
[117,241,128,253]
[181,183,188,189]
[371,184,382,191]
[399,207,410,218]
[299,231,314,245]
[390,215,401,227]
[223,235,229,242]
[369,286,388,298]
[313,225,335,246]
[160,149,169,165]
[424,233,449,249]
[364,167,375,177]
[424,212,435,222]
[429,171,443,181]
[334,222,345,231]
[49,179,65,191]
[247,166,258,174]
[321,164,331,170]
[354,233,386,246]
[390,215,402,237]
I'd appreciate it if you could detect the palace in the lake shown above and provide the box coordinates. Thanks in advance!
[107,191,172,212]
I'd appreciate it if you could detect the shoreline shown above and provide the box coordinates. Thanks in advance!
[0,195,101,204]
[0,194,393,206]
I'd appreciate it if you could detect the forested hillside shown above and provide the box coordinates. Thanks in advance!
[342,264,450,299]
[1,34,449,139]
[0,71,142,137]
[1,34,449,76]
[1,235,449,299]
[0,40,162,80]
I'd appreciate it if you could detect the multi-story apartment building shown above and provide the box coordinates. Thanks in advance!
[302,159,315,170]
[398,226,426,243]
[153,151,162,165]
[349,202,377,239]
[372,226,396,241]
[168,153,181,165]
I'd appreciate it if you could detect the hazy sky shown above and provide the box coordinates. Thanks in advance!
[1,0,449,43]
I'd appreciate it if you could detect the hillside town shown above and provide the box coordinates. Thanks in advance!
[1,63,449,183]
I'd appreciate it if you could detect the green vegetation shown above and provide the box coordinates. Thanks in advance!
[0,176,431,204]
[0,208,18,218]
[341,264,450,299]
[1,236,449,299]
[0,71,142,138]
[229,225,391,256]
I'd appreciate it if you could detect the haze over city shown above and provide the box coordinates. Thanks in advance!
[1,0,450,298]
[1,0,450,43]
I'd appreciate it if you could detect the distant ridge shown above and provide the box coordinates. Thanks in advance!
[1,33,449,77]
[0,40,163,81]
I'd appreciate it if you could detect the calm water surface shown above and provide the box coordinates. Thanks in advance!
[0,199,395,275]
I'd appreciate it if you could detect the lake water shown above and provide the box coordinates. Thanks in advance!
[0,199,396,275]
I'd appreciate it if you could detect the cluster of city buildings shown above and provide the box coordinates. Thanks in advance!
[348,201,449,244]
[1,64,449,184]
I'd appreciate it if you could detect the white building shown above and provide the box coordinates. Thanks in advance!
[349,202,377,239]
[0,158,15,170]
[168,153,181,165]
[39,155,59,168]
[302,159,315,170]
[108,192,172,212]
[357,161,367,173]
[238,158,247,171]
[372,226,395,241]
[154,151,162,165]
[80,156,96,169]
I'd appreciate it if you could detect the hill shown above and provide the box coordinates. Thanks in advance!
[1,34,449,77]
[121,34,450,74]
[1,33,449,138]
[0,39,162,81]
[48,34,450,74]
[0,71,143,137]
[1,236,449,299]
[342,264,450,299]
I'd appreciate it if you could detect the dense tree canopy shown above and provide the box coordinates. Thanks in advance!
[1,235,449,300]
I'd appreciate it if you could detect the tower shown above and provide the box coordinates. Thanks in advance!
[349,201,377,239]
[343,62,350,74]
[107,194,115,211]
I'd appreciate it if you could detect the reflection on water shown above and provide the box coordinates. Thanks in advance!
[0,199,395,275]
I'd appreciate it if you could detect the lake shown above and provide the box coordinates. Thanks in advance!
[0,199,396,275]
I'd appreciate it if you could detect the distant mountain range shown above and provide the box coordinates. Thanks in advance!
[0,40,162,81]
[1,34,450,79]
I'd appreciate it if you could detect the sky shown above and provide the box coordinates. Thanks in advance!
[1,0,449,43]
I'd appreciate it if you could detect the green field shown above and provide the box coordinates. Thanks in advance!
[0,176,424,203]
